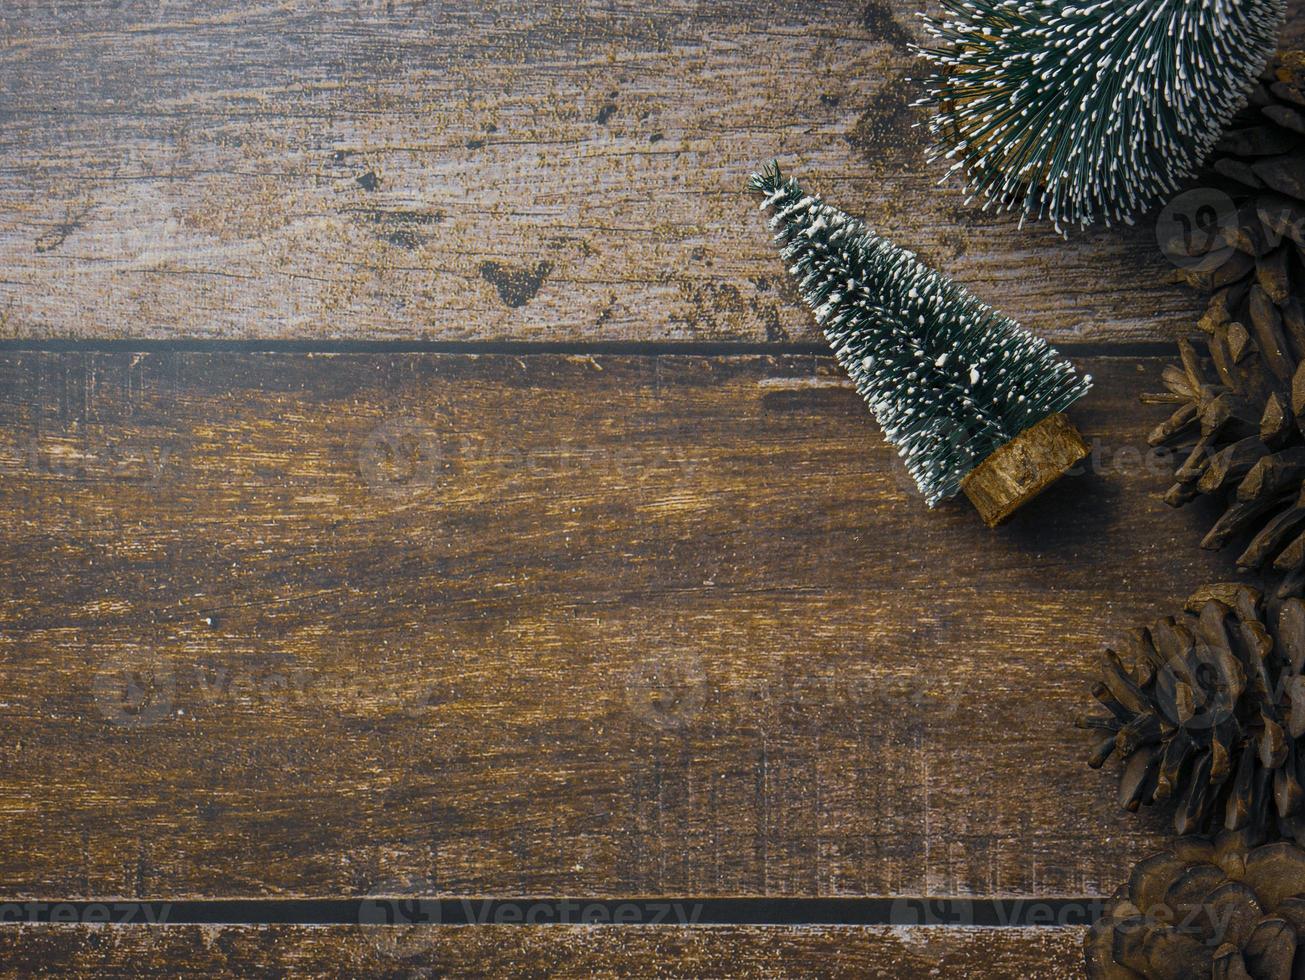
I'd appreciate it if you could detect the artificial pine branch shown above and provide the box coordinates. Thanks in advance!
[750,162,1091,513]
[918,0,1287,230]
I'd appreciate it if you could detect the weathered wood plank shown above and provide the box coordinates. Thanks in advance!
[5,0,1298,343]
[0,349,1242,897]
[0,924,1087,978]
[0,352,1239,898]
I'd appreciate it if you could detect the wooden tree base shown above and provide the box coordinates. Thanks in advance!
[961,413,1089,527]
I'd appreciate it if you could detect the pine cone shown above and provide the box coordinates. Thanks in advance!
[1081,586,1305,843]
[1147,53,1305,595]
[1085,832,1305,979]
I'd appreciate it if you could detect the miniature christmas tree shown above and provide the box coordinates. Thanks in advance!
[750,162,1092,524]
[918,0,1287,230]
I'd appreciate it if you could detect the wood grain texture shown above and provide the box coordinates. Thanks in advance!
[0,350,1245,899]
[0,924,1087,978]
[4,0,1301,342]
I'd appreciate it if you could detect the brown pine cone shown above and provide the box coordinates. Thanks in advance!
[1081,585,1305,843]
[1085,832,1305,979]
[1147,53,1305,595]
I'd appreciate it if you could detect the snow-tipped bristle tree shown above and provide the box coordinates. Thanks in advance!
[917,0,1286,230]
[750,162,1092,523]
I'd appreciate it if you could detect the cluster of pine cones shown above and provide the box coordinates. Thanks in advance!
[1146,53,1305,596]
[1087,54,1305,979]
[1081,586,1305,845]
[1086,832,1305,979]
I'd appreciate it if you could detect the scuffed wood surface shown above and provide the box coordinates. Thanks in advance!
[5,5,1295,974]
[0,924,1087,978]
[0,350,1237,899]
[5,0,1300,342]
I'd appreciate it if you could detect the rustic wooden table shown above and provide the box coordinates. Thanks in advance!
[2,1,1303,976]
